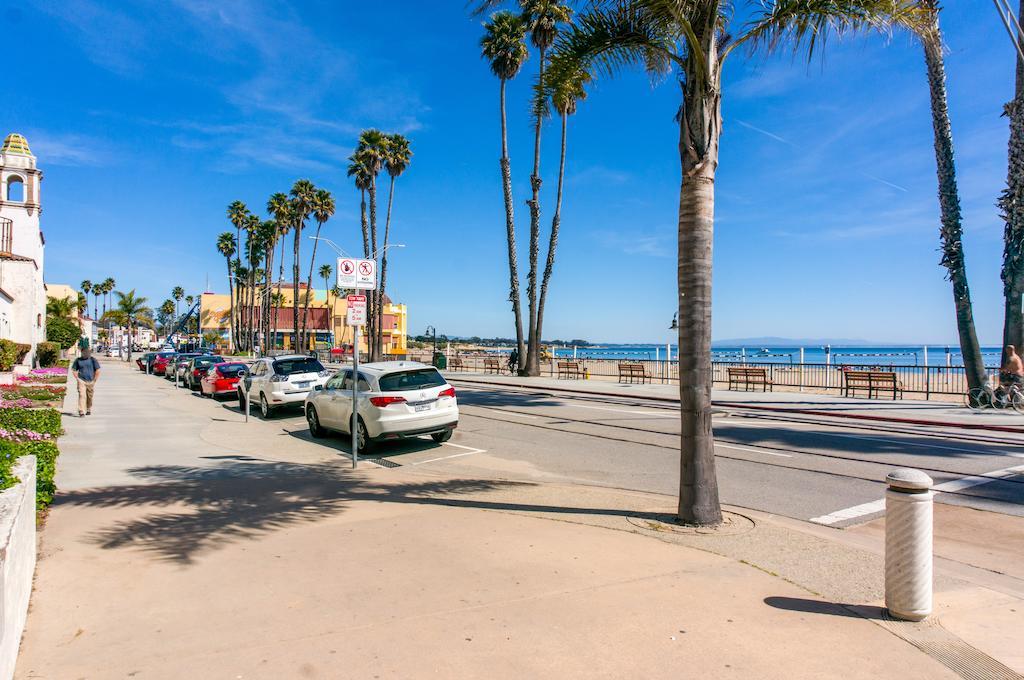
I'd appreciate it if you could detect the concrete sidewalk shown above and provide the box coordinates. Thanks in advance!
[14,362,1022,678]
[445,371,1024,432]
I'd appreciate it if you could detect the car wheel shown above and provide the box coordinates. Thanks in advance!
[356,419,374,453]
[431,429,453,444]
[307,406,326,438]
[260,393,272,419]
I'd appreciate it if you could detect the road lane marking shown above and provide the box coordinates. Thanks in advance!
[412,442,487,466]
[810,463,1024,525]
[469,407,539,419]
[567,404,676,418]
[715,444,792,458]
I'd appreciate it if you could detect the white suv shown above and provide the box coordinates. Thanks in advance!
[238,355,331,418]
[304,361,458,451]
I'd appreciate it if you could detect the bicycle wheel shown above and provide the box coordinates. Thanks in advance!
[966,387,991,410]
[1011,388,1024,414]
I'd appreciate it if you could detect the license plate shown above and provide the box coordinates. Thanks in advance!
[414,403,431,412]
[295,381,310,388]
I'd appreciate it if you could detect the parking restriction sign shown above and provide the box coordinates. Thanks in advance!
[346,294,366,326]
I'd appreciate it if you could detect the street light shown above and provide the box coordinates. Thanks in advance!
[425,325,437,357]
[669,312,678,330]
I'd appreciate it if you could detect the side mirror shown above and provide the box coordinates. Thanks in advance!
[238,369,247,377]
[314,384,324,391]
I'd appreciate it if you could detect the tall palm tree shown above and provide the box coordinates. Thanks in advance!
[302,189,336,348]
[102,277,115,317]
[1000,0,1024,364]
[216,231,237,351]
[172,286,184,325]
[356,130,387,360]
[289,179,316,351]
[378,134,413,357]
[80,280,93,318]
[910,1,986,389]
[481,10,530,370]
[93,287,102,326]
[540,0,913,525]
[347,154,373,258]
[535,61,589,355]
[113,290,152,363]
[257,219,279,354]
[227,200,250,344]
[521,0,572,377]
[242,213,262,352]
[267,193,293,351]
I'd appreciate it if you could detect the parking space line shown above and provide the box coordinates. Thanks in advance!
[810,463,1024,525]
[411,443,488,466]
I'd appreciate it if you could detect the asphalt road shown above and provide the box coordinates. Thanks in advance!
[150,370,1024,528]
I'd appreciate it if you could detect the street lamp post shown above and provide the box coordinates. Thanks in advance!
[425,325,437,358]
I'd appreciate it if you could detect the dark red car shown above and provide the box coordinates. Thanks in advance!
[151,351,177,376]
[200,362,247,399]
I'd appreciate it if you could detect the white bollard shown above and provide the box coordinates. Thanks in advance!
[884,468,934,621]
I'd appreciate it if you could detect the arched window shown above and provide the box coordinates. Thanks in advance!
[6,176,24,202]
[36,313,41,327]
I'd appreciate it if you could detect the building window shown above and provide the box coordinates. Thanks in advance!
[0,218,11,253]
[36,313,41,327]
[6,176,24,202]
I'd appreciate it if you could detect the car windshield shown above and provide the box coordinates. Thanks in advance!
[217,364,246,377]
[378,368,446,393]
[272,358,324,375]
[157,352,176,359]
[194,356,225,368]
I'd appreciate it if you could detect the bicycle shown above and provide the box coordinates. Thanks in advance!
[965,381,1024,413]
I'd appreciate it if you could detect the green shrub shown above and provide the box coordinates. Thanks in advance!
[0,339,18,371]
[46,316,80,350]
[57,359,69,368]
[0,440,60,509]
[0,407,62,436]
[37,342,60,367]
[14,343,30,364]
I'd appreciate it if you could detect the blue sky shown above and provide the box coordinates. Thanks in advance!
[6,1,1014,344]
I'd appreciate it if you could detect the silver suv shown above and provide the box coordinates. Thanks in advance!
[238,355,330,418]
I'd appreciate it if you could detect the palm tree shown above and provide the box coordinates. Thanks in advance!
[535,61,589,356]
[481,10,530,370]
[378,134,413,357]
[302,189,336,348]
[257,219,279,354]
[112,290,152,362]
[267,193,293,352]
[242,213,262,352]
[216,231,237,351]
[908,1,986,389]
[93,287,102,326]
[999,0,1024,364]
[521,0,572,376]
[289,179,316,351]
[46,295,74,318]
[347,154,373,258]
[320,263,334,343]
[172,286,184,325]
[538,0,912,526]
[227,200,250,344]
[80,280,93,318]
[102,277,115,317]
[356,130,388,360]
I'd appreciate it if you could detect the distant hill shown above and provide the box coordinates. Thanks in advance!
[711,336,871,347]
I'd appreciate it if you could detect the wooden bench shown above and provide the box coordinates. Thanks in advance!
[618,362,649,384]
[449,357,463,371]
[727,367,773,392]
[483,357,503,374]
[558,360,584,379]
[843,370,903,400]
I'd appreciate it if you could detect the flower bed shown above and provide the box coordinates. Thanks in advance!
[0,432,59,509]
[0,384,66,408]
[17,367,68,385]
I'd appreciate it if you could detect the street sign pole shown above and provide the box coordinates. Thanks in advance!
[351,324,359,469]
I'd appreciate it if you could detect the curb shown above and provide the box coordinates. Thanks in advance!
[446,375,1024,435]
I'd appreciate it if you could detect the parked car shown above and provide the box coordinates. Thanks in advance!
[200,362,247,399]
[166,353,204,383]
[185,355,226,390]
[237,355,330,418]
[136,352,156,372]
[151,351,177,376]
[106,346,121,358]
[304,361,458,452]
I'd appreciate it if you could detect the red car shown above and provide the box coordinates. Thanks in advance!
[200,362,247,399]
[151,351,177,376]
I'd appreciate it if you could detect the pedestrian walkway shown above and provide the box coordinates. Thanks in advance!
[14,361,1021,678]
[445,372,1024,432]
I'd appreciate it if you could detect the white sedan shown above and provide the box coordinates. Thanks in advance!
[304,361,458,451]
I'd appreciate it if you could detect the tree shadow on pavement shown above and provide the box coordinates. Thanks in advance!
[764,596,886,620]
[53,461,669,567]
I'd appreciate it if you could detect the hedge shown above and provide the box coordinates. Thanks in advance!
[37,341,60,367]
[0,407,62,436]
[0,439,59,509]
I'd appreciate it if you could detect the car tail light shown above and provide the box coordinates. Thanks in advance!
[318,370,331,377]
[193,369,201,376]
[438,387,456,399]
[370,396,406,407]
[270,374,287,382]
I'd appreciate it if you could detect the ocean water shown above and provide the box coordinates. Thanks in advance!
[541,344,1005,367]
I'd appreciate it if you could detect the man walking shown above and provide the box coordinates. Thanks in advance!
[72,348,101,417]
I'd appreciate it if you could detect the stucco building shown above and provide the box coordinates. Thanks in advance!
[0,134,46,365]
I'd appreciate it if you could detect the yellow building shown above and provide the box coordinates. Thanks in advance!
[200,285,407,355]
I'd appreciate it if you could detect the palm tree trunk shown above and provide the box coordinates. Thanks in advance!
[378,176,397,358]
[274,236,287,352]
[368,178,379,362]
[226,258,235,352]
[293,225,301,352]
[676,42,723,526]
[922,19,986,390]
[499,78,527,369]
[535,109,568,354]
[302,222,324,351]
[1001,0,1024,365]
[525,47,547,376]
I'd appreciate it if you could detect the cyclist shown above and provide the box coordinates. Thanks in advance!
[1000,344,1023,393]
